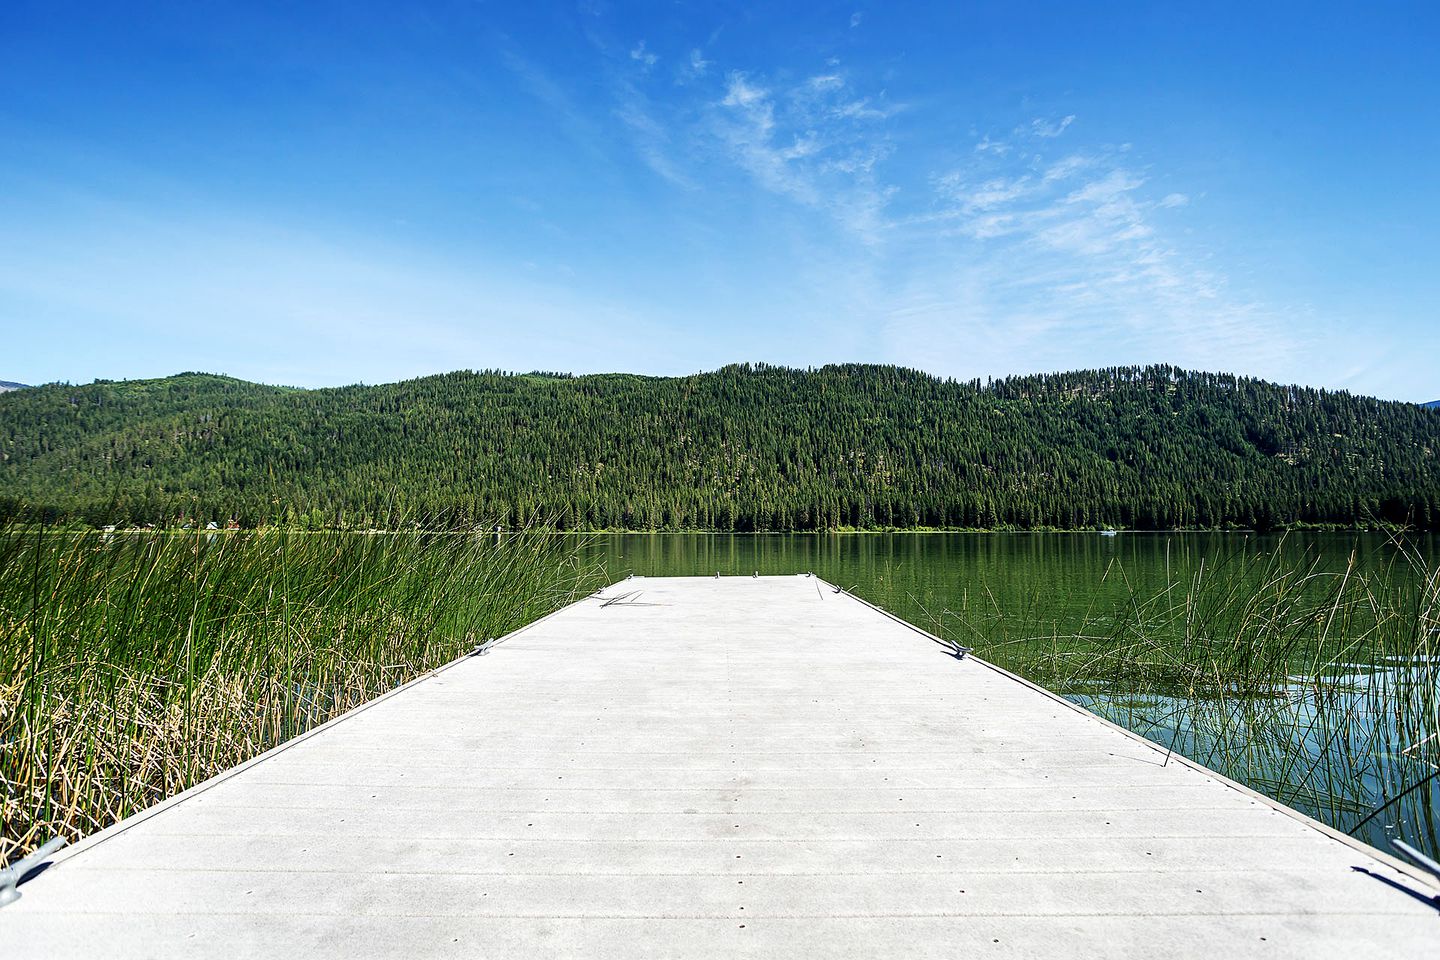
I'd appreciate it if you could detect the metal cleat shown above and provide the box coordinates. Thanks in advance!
[0,837,67,907]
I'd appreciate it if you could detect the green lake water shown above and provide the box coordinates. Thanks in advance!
[577,532,1440,864]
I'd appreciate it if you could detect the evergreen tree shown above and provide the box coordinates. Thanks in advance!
[0,364,1436,531]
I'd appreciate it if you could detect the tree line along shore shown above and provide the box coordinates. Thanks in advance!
[2,362,1437,531]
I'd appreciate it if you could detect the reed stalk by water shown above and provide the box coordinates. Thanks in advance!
[0,525,606,863]
[933,535,1440,857]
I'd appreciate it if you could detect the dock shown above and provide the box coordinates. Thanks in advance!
[4,575,1437,957]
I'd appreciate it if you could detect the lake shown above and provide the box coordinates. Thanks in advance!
[578,531,1440,863]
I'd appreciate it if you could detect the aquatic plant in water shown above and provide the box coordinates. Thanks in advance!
[0,525,606,862]
[933,535,1440,862]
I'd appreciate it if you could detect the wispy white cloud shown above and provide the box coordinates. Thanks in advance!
[721,73,769,111]
[508,31,1320,388]
[1028,115,1075,138]
[850,12,863,28]
[629,40,658,69]
[889,128,1290,378]
[1041,154,1091,183]
[573,31,692,188]
[711,70,901,243]
[831,97,900,121]
[614,89,694,188]
[974,135,1010,156]
[682,48,711,81]
[717,74,806,197]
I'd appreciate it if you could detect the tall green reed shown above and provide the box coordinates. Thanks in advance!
[932,535,1440,859]
[0,525,606,863]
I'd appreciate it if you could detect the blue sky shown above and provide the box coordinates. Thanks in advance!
[2,2,1437,399]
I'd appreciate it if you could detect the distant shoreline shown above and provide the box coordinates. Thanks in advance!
[22,524,1419,537]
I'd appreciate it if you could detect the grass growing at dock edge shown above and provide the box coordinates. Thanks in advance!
[0,526,606,863]
[933,536,1440,860]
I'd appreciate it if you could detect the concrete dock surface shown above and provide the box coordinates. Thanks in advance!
[4,574,1437,957]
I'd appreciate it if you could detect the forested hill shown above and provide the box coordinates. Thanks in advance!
[1,364,1438,531]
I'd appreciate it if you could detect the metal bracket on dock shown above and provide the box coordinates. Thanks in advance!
[471,638,497,657]
[0,837,66,907]
[1391,839,1440,882]
[950,645,975,661]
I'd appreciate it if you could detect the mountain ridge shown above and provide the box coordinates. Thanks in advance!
[1,363,1437,530]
